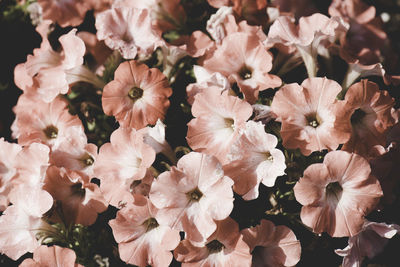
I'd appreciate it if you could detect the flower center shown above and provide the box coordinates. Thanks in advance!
[71,183,85,198]
[130,180,142,192]
[187,187,203,202]
[326,181,343,201]
[239,65,253,80]
[128,87,143,102]
[206,240,225,254]
[224,118,235,130]
[265,151,274,161]
[143,217,159,232]
[350,108,366,125]
[80,153,94,166]
[43,125,58,139]
[306,113,322,128]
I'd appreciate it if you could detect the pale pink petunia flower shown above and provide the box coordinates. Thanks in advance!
[37,0,89,27]
[336,221,400,267]
[174,217,252,266]
[13,96,87,151]
[109,194,180,267]
[202,32,281,103]
[94,127,155,207]
[149,152,234,244]
[342,80,398,158]
[224,121,286,200]
[186,90,253,164]
[19,245,83,267]
[95,7,162,59]
[294,150,383,237]
[0,185,53,260]
[271,77,351,156]
[43,166,107,226]
[267,13,348,77]
[14,21,102,103]
[241,219,301,267]
[102,60,172,130]
[0,138,22,211]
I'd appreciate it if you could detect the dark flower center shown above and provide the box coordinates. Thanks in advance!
[80,154,94,166]
[71,183,86,198]
[306,113,322,128]
[265,151,273,161]
[239,65,253,80]
[187,187,203,202]
[128,87,144,102]
[206,240,225,254]
[326,181,343,201]
[350,108,366,125]
[43,125,58,139]
[224,118,235,130]
[143,217,159,232]
[130,180,142,192]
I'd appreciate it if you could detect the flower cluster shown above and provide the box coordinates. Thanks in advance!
[2,0,400,266]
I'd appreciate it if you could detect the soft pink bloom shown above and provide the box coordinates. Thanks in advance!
[342,80,398,158]
[13,96,87,151]
[0,139,22,211]
[202,32,281,103]
[37,0,89,27]
[186,90,253,164]
[0,186,53,260]
[174,217,252,266]
[241,219,301,267]
[95,7,162,59]
[294,150,383,237]
[19,245,83,267]
[224,121,286,200]
[43,166,107,226]
[267,13,348,77]
[94,127,155,207]
[335,221,400,267]
[186,65,230,105]
[149,152,234,244]
[102,60,172,130]
[109,194,180,267]
[50,142,97,178]
[14,21,96,103]
[271,77,351,156]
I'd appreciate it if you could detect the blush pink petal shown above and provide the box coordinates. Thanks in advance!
[241,219,301,267]
[102,60,172,130]
[94,127,155,207]
[271,77,351,155]
[149,152,234,244]
[187,90,252,164]
[37,0,89,27]
[224,121,286,200]
[19,245,83,267]
[109,194,180,267]
[294,150,383,237]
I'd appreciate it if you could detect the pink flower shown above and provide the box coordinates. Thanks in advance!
[294,150,383,237]
[109,194,180,267]
[267,13,348,77]
[202,32,281,103]
[95,7,162,59]
[342,80,398,158]
[186,90,253,164]
[37,0,89,27]
[19,245,83,267]
[14,21,102,103]
[149,152,234,244]
[102,60,172,130]
[336,221,400,267]
[13,96,87,151]
[224,121,286,200]
[94,127,155,207]
[174,217,252,266]
[241,219,301,267]
[43,166,107,226]
[0,186,53,260]
[271,77,351,156]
